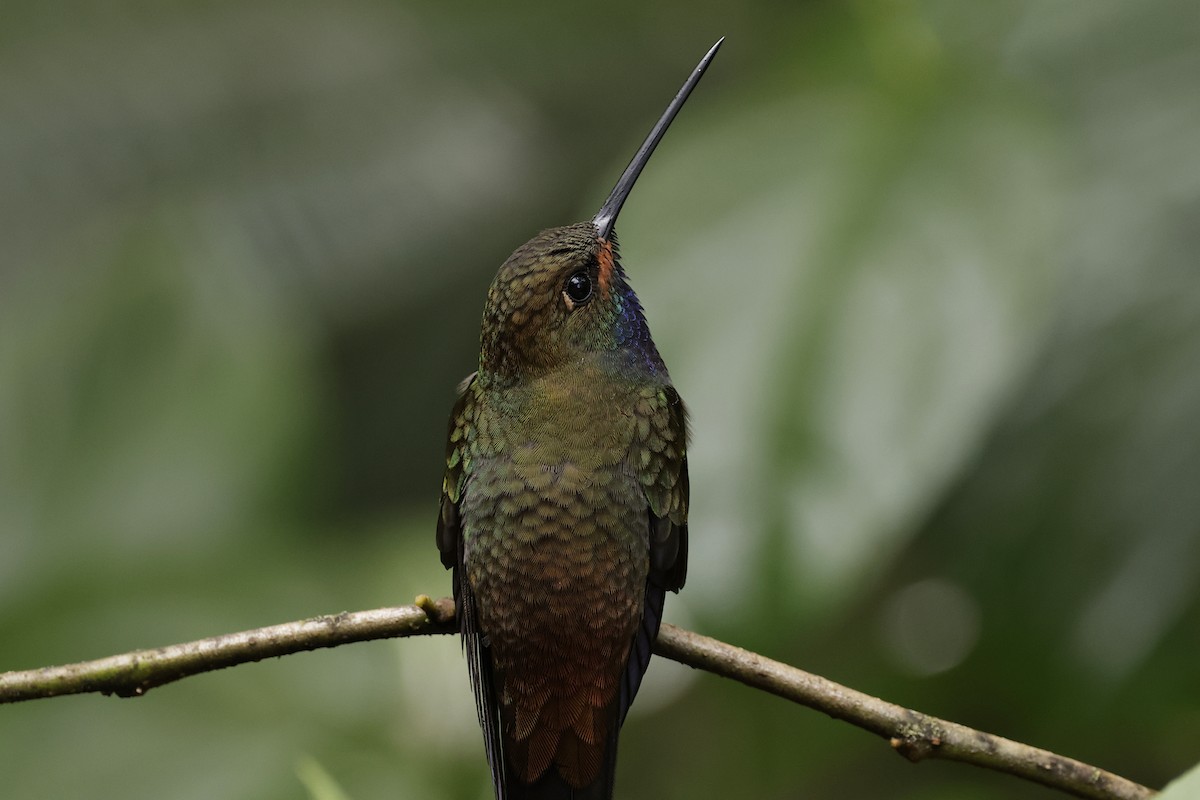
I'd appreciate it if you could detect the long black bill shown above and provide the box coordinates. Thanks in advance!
[592,38,723,241]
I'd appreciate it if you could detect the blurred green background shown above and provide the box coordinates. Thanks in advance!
[2,1,1198,798]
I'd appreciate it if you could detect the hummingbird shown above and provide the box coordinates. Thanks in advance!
[437,39,721,800]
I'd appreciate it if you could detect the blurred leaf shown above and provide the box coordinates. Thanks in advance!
[624,63,1062,621]
[297,755,353,800]
[1160,762,1200,800]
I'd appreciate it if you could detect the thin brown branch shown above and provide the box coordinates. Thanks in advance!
[655,624,1154,800]
[0,597,457,702]
[0,597,1153,800]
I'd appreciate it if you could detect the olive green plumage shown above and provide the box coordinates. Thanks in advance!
[437,224,688,799]
[437,38,719,800]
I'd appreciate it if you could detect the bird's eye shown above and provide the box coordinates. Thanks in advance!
[563,272,592,306]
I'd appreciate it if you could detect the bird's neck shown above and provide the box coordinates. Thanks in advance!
[608,280,667,379]
[478,285,667,389]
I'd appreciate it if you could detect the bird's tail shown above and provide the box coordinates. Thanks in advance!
[502,723,619,800]
[503,759,615,800]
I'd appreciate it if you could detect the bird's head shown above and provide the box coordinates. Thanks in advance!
[479,223,661,382]
[475,38,722,387]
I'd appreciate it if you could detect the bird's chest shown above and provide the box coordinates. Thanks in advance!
[458,379,650,587]
[469,373,645,479]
